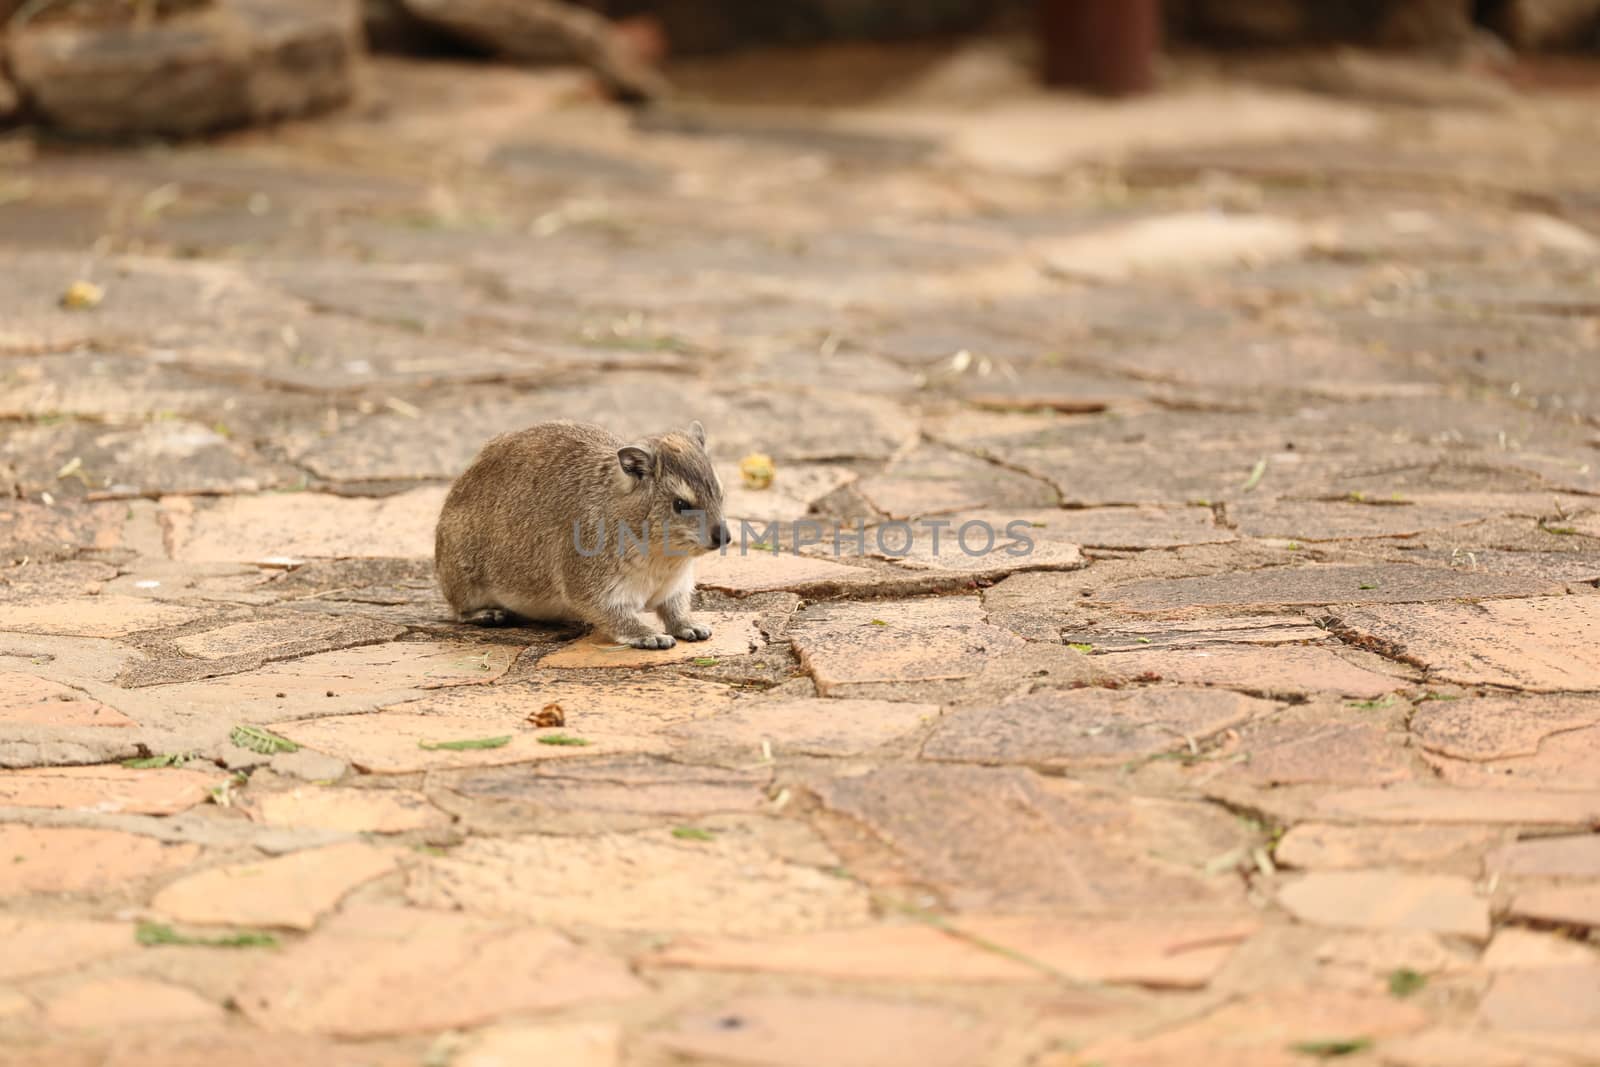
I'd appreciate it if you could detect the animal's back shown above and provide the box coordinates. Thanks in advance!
[434,420,620,619]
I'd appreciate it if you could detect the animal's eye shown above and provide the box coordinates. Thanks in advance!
[672,498,692,515]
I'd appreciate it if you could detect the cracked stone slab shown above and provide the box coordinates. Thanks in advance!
[151,841,399,930]
[44,976,222,1029]
[922,686,1274,767]
[1425,723,1600,790]
[0,824,200,897]
[275,675,735,774]
[408,829,870,936]
[0,499,126,561]
[961,506,1234,550]
[1229,497,1517,542]
[238,904,645,1037]
[865,531,1086,580]
[790,597,1027,697]
[1334,597,1600,691]
[668,697,939,759]
[1274,823,1500,871]
[1509,887,1600,931]
[1315,786,1600,828]
[1410,695,1600,761]
[1486,834,1600,879]
[1278,871,1490,940]
[0,672,135,728]
[645,914,1257,988]
[0,765,224,815]
[1482,930,1600,971]
[718,463,858,525]
[161,489,446,563]
[1,418,282,499]
[1223,720,1414,787]
[0,595,207,638]
[538,612,765,669]
[695,551,880,597]
[0,916,132,981]
[1070,988,1427,1067]
[456,1023,621,1067]
[434,756,771,833]
[811,764,1249,912]
[246,786,451,834]
[1096,564,1557,613]
[1104,645,1408,700]
[651,994,997,1067]
[1478,966,1600,1034]
[1064,615,1328,653]
[123,641,518,734]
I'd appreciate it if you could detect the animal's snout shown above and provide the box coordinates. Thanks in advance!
[710,521,730,549]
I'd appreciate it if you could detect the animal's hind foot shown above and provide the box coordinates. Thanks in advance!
[463,608,518,628]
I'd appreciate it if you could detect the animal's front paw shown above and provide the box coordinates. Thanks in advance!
[628,633,677,650]
[672,622,712,641]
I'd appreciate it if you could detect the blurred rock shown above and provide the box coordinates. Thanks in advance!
[5,0,362,139]
[0,70,18,124]
[1500,0,1600,48]
[400,0,668,100]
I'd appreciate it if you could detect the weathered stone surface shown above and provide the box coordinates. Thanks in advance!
[0,499,126,561]
[960,506,1234,550]
[408,829,870,935]
[1275,823,1499,870]
[137,640,517,727]
[0,595,205,638]
[0,824,199,896]
[646,915,1257,988]
[238,905,644,1036]
[696,551,877,596]
[791,598,1027,696]
[1483,929,1600,971]
[669,696,937,758]
[0,672,135,728]
[1106,645,1406,699]
[0,764,223,814]
[1071,988,1427,1067]
[1335,597,1600,691]
[162,489,444,563]
[538,611,764,668]
[0,916,131,981]
[152,842,398,929]
[7,0,362,139]
[1486,834,1600,879]
[1098,564,1554,612]
[1479,966,1600,1033]
[1317,786,1600,827]
[1228,720,1413,787]
[171,615,401,662]
[438,759,759,835]
[1426,721,1600,790]
[456,1023,621,1067]
[1509,887,1600,930]
[247,786,451,833]
[45,977,222,1029]
[812,764,1249,911]
[1411,695,1600,760]
[1278,871,1490,940]
[923,686,1273,766]
[652,994,996,1067]
[1042,212,1309,282]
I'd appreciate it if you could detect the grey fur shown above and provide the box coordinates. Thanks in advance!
[434,420,728,650]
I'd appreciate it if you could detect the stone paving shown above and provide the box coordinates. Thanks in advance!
[2,45,1600,1067]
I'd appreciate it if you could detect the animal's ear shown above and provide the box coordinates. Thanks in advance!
[687,420,706,448]
[617,445,653,479]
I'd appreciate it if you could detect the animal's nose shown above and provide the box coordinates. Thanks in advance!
[710,521,730,548]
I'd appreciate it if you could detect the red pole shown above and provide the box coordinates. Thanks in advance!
[1039,0,1161,96]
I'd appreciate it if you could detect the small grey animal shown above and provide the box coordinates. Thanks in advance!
[434,419,730,649]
